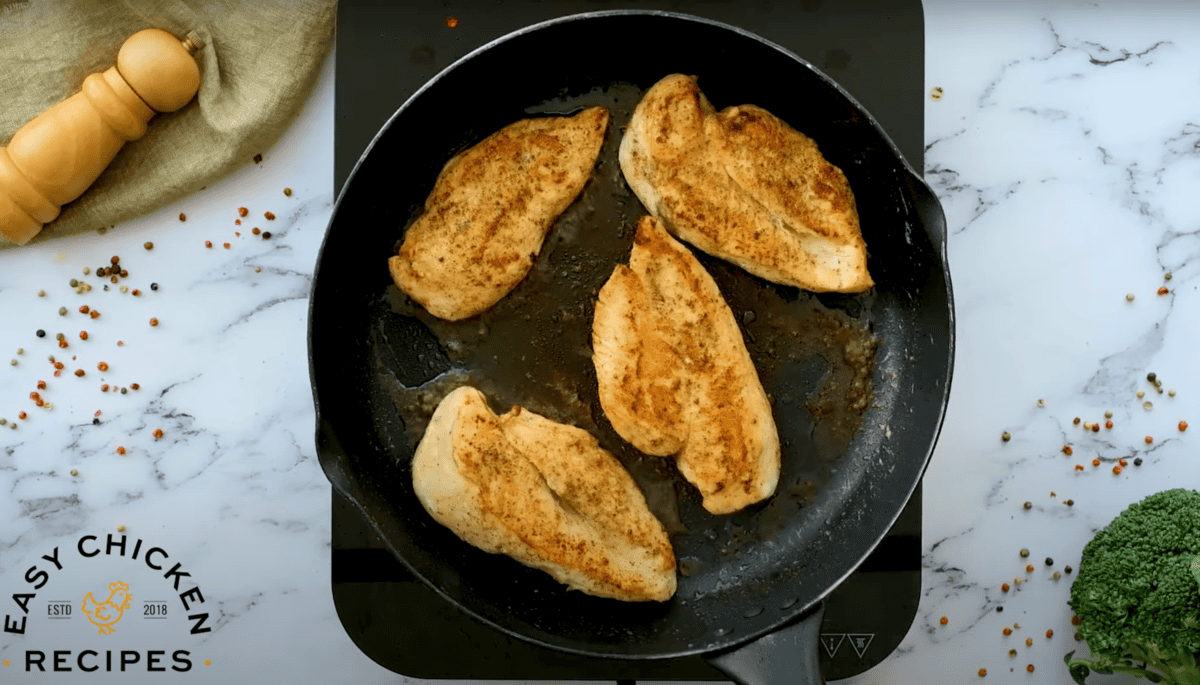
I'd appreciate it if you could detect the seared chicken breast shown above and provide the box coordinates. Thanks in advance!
[619,74,872,293]
[411,386,676,602]
[390,107,609,320]
[593,215,781,515]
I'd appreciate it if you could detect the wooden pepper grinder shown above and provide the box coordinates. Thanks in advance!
[0,28,204,245]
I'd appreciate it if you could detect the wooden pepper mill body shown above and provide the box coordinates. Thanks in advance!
[0,29,203,245]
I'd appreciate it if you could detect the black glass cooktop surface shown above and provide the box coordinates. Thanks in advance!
[331,0,925,681]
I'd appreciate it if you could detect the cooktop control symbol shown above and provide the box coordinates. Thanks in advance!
[848,634,875,658]
[819,634,846,658]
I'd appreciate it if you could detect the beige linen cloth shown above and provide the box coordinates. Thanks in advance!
[0,0,335,247]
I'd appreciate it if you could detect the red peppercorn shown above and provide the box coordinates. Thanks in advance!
[152,428,163,439]
[130,383,140,390]
[149,318,159,327]
[1046,629,1054,638]
[940,616,948,625]
[1119,459,1128,467]
[1027,664,1035,673]
[36,380,45,389]
[1180,421,1188,431]
[100,384,109,392]
[29,392,40,400]
[252,227,261,235]
[53,362,63,370]
[1001,583,1010,592]
[1113,465,1122,474]
[89,310,99,319]
[1092,458,1101,467]
[35,399,43,407]
[445,15,458,28]
[284,188,292,196]
[58,340,68,349]
[1091,423,1099,432]
[74,369,84,377]
[79,305,89,314]
[116,446,126,455]
[18,411,27,420]
[117,341,125,346]
[97,362,109,371]
[110,256,119,265]
[235,219,241,225]
[1025,565,1034,573]
[179,213,186,221]
[1003,628,1012,635]
[1105,420,1113,429]
[264,211,275,220]
[131,289,141,297]
[1074,464,1084,471]
[205,240,213,248]
[1062,445,1073,455]
[1145,436,1153,443]
[978,668,986,677]
[1071,615,1080,626]
[1158,286,1169,295]
[238,207,249,217]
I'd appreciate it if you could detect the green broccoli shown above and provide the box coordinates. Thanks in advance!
[1065,488,1200,684]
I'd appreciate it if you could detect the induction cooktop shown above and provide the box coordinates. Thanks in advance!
[330,1,926,681]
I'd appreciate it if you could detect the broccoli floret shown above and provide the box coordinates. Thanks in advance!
[1066,488,1200,684]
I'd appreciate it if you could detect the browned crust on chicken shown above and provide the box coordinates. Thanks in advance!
[411,386,676,602]
[391,107,610,320]
[619,75,872,293]
[593,216,781,515]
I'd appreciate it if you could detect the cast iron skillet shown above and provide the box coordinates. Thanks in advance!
[309,10,953,685]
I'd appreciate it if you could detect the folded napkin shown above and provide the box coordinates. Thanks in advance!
[0,0,335,247]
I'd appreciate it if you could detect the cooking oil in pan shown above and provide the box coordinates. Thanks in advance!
[376,81,879,564]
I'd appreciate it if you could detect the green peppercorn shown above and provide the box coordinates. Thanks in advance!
[58,307,67,315]
[1020,548,1030,557]
[1001,431,1011,442]
[1023,501,1032,510]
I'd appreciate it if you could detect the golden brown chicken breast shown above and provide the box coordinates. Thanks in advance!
[390,107,609,320]
[593,215,781,515]
[619,74,872,293]
[410,386,677,602]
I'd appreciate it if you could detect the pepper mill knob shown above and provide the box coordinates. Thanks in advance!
[0,28,204,245]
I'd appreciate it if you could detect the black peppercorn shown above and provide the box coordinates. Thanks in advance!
[1045,557,1053,566]
[150,283,159,291]
[996,606,1004,612]
[1134,457,1143,466]
[92,418,100,425]
[36,329,45,338]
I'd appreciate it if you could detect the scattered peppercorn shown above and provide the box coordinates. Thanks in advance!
[1169,390,1177,397]
[996,606,1003,612]
[179,213,187,221]
[1001,431,1011,442]
[70,469,78,476]
[1180,421,1188,431]
[143,241,154,250]
[92,418,99,425]
[36,329,45,338]
[1062,445,1073,455]
[1091,423,1099,432]
[1003,628,1012,635]
[89,310,99,319]
[252,227,261,235]
[58,307,66,316]
[223,242,231,249]
[150,283,158,291]
[117,341,124,346]
[1113,465,1122,474]
[130,383,139,390]
[1145,435,1153,443]
[1019,548,1029,557]
[1001,583,1010,592]
[53,362,63,370]
[1025,565,1034,573]
[1119,459,1128,467]
[1126,293,1135,301]
[238,207,249,217]
[1065,565,1072,573]
[117,525,126,533]
[205,240,213,248]
[152,428,163,439]
[1008,649,1017,657]
[79,331,89,340]
[1025,637,1033,647]
[1092,459,1101,467]
[1023,501,1032,510]
[116,446,126,455]
[149,318,159,327]
[283,187,292,196]
[978,668,986,677]
[18,411,26,420]
[940,616,948,625]
[1074,464,1084,471]
[264,211,275,220]
[74,369,84,377]
[37,289,46,297]
[1158,286,1169,295]
[1137,390,1145,398]
[1053,571,1061,579]
[1045,557,1053,566]
[36,380,45,389]
[131,289,141,297]
[254,153,263,163]
[119,387,126,394]
[1027,664,1034,673]
[1071,615,1080,626]
[1133,457,1143,466]
[1106,420,1113,429]
[1073,417,1080,425]
[97,362,108,371]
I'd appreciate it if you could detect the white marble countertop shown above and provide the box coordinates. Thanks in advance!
[3,1,1199,683]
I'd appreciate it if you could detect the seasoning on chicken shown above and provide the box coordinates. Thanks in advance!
[411,386,677,602]
[390,107,609,320]
[593,215,781,515]
[619,74,872,293]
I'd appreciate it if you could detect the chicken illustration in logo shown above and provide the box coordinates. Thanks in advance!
[81,581,132,635]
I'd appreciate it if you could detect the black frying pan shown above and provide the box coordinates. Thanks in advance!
[309,10,953,685]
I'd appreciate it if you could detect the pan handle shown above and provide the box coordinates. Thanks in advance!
[706,602,826,685]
